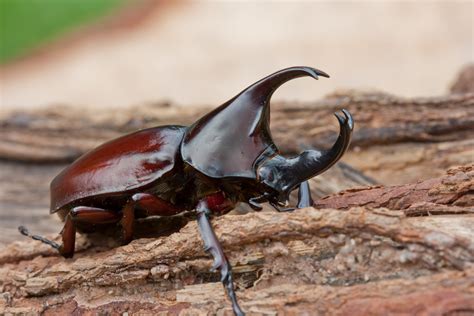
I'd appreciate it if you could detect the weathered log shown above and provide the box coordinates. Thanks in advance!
[1,91,473,157]
[1,67,474,314]
[1,165,473,315]
[314,164,474,216]
[2,89,472,246]
[1,91,472,185]
[0,159,375,247]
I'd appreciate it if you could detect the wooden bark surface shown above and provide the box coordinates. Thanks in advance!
[1,66,473,315]
[1,165,473,315]
[1,89,473,245]
[1,91,473,184]
[314,164,474,216]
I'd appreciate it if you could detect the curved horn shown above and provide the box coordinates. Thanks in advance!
[242,66,330,108]
[257,109,354,196]
[310,109,354,175]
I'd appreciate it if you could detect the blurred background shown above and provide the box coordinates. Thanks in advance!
[0,0,472,112]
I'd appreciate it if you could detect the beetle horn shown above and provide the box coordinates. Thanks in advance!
[181,66,330,179]
[241,66,330,139]
[294,109,354,182]
[258,109,354,198]
[243,66,330,110]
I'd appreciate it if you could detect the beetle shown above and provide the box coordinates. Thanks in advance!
[19,66,353,316]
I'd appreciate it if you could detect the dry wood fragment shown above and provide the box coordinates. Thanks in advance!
[314,164,474,216]
[1,91,472,185]
[179,268,474,316]
[0,159,376,247]
[1,165,473,315]
[2,88,473,245]
[1,207,473,315]
[1,68,474,314]
[1,92,473,161]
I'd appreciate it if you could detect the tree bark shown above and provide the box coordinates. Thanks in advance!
[1,164,473,315]
[2,90,472,244]
[1,91,472,184]
[314,164,474,216]
[1,66,473,314]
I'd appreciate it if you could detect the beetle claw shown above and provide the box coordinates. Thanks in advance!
[269,202,295,213]
[248,195,267,211]
[248,200,263,211]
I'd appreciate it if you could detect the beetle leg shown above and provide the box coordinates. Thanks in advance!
[269,202,295,212]
[18,222,74,258]
[120,193,182,244]
[297,180,314,208]
[121,202,135,244]
[18,216,75,258]
[60,206,122,258]
[131,193,181,216]
[59,213,76,258]
[18,226,61,250]
[19,206,121,258]
[70,206,122,223]
[196,199,245,316]
[248,195,266,211]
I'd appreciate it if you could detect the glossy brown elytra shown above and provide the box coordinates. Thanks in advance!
[19,67,354,316]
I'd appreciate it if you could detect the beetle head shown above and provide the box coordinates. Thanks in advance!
[180,66,353,210]
[181,66,329,180]
[257,109,354,207]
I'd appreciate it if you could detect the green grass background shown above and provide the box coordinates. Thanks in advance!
[0,0,124,64]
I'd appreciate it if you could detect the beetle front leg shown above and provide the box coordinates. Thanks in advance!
[196,199,244,316]
[297,180,314,208]
[272,181,313,212]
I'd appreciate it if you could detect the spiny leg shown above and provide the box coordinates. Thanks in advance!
[297,180,314,208]
[196,198,244,316]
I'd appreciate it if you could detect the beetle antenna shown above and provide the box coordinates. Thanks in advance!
[18,226,60,250]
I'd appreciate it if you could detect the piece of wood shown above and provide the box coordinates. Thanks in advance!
[0,160,376,247]
[3,88,473,245]
[314,164,474,216]
[1,91,472,185]
[1,164,473,315]
[1,68,473,314]
[1,91,474,157]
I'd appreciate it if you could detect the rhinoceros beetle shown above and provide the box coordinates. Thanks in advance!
[19,66,353,316]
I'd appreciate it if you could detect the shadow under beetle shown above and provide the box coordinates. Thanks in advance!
[19,66,354,316]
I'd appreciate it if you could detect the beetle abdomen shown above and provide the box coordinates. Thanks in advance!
[50,125,187,213]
